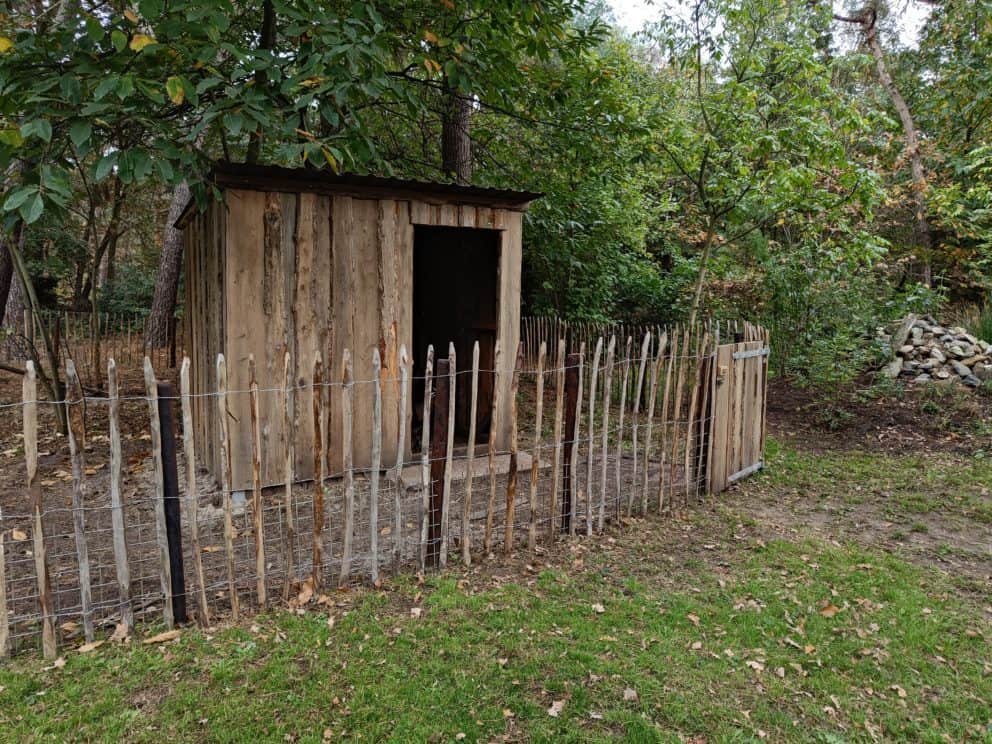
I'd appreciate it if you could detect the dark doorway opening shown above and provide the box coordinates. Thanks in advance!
[412,225,500,448]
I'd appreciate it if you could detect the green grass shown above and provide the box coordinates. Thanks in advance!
[2,438,991,741]
[2,526,990,742]
[756,438,992,525]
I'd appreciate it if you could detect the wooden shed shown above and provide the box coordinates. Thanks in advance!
[178,164,539,490]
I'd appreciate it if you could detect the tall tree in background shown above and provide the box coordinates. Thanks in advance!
[835,2,932,285]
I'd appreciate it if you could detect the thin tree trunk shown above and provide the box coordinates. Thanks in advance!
[441,84,472,184]
[0,236,13,329]
[145,182,189,349]
[246,0,276,164]
[688,221,717,328]
[864,21,932,285]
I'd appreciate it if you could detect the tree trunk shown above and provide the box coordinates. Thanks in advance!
[441,86,472,185]
[863,20,932,285]
[688,221,717,328]
[0,236,13,329]
[145,182,189,349]
[245,0,276,165]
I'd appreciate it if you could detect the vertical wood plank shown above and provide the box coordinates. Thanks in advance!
[569,343,585,536]
[657,330,677,513]
[142,357,173,630]
[440,343,456,567]
[0,505,7,658]
[427,357,450,568]
[640,337,663,515]
[248,355,267,607]
[311,353,325,592]
[616,337,633,520]
[418,346,434,572]
[65,360,95,642]
[548,340,565,541]
[669,328,690,507]
[282,351,296,600]
[178,357,209,627]
[584,338,603,536]
[107,358,134,632]
[216,353,239,618]
[24,363,56,658]
[483,340,501,555]
[340,349,355,587]
[629,333,650,517]
[503,344,523,555]
[528,342,546,551]
[370,348,382,584]
[394,345,409,570]
[684,332,707,504]
[598,336,616,532]
[462,342,479,565]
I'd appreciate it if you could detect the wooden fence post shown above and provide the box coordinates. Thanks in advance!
[370,348,382,584]
[24,362,56,658]
[483,341,501,555]
[440,344,456,568]
[503,344,522,555]
[561,343,585,537]
[419,346,434,572]
[462,341,479,565]
[658,330,676,513]
[0,505,7,658]
[548,341,565,540]
[311,353,325,593]
[107,359,135,633]
[142,359,175,629]
[584,338,603,536]
[282,351,297,600]
[179,358,209,626]
[598,337,616,533]
[629,333,650,517]
[247,356,266,607]
[66,360,95,642]
[427,357,450,568]
[528,342,546,551]
[216,353,239,617]
[340,350,355,587]
[394,345,409,570]
[640,337,663,515]
[616,337,633,521]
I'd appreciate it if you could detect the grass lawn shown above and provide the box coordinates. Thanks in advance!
[1,438,990,742]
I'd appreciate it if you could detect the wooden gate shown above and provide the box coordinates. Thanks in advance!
[706,332,770,493]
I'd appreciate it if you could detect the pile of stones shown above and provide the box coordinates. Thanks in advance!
[878,314,992,388]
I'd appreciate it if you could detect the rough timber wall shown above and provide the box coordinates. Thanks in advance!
[199,187,522,489]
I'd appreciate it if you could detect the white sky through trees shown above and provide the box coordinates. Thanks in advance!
[608,0,934,47]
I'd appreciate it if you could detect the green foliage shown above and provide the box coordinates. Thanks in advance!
[99,261,159,317]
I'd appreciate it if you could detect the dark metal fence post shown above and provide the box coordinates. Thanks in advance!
[157,382,188,624]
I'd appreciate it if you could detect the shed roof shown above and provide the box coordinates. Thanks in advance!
[177,163,541,227]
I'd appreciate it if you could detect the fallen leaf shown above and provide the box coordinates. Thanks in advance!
[589,711,603,720]
[52,657,66,669]
[623,687,638,701]
[819,603,841,618]
[143,630,180,645]
[775,666,785,678]
[110,623,129,643]
[11,529,27,541]
[890,684,907,698]
[293,578,315,607]
[691,641,703,650]
[410,607,423,619]
[591,603,605,614]
[687,613,700,626]
[746,660,765,672]
[78,640,105,653]
[502,708,515,718]
[546,700,565,717]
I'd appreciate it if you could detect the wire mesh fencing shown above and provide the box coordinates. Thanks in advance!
[0,321,769,659]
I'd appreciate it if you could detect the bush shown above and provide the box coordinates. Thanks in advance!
[98,261,158,317]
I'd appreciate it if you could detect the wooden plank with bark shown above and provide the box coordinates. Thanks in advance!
[67,360,95,642]
[142,358,173,630]
[310,353,325,592]
[462,342,479,565]
[418,346,434,572]
[216,354,240,617]
[370,348,383,583]
[393,345,409,570]
[179,358,208,626]
[629,333,650,517]
[584,338,603,536]
[598,337,616,532]
[548,341,565,541]
[528,342,546,551]
[340,350,355,586]
[108,358,135,632]
[248,355,267,607]
[282,351,296,600]
[440,344,456,567]
[24,363,56,658]
[503,344,523,555]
